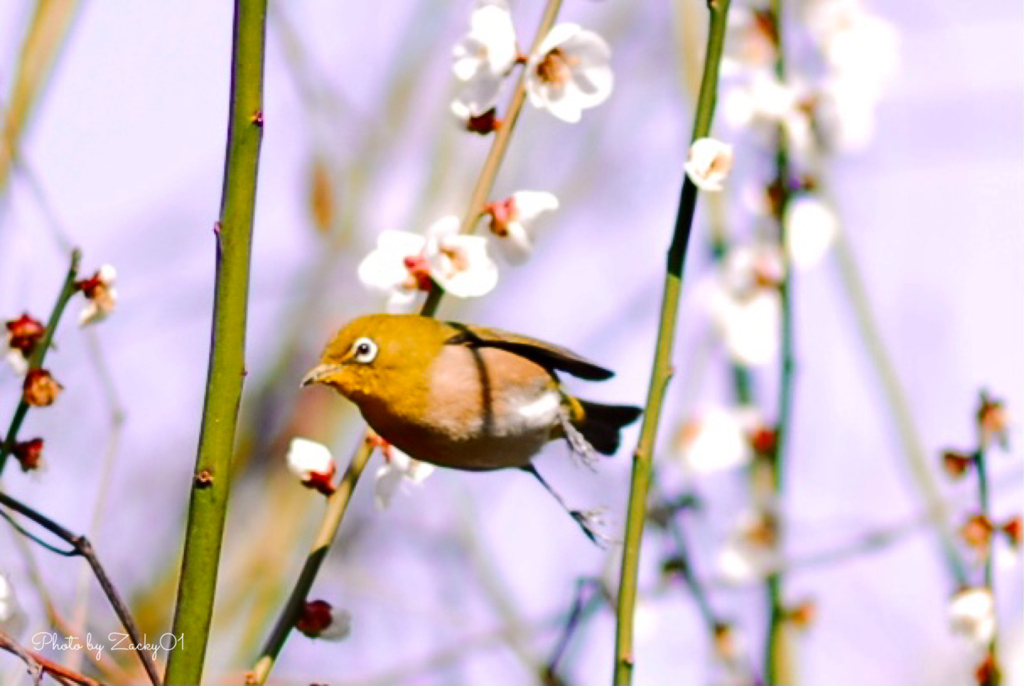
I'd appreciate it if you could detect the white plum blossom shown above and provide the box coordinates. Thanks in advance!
[78,264,118,327]
[286,437,336,485]
[716,511,779,584]
[721,73,814,154]
[525,24,613,123]
[677,405,762,473]
[784,194,839,269]
[452,0,518,115]
[487,190,559,263]
[424,216,499,297]
[358,230,430,311]
[374,446,435,511]
[684,138,734,192]
[949,587,996,645]
[721,7,777,77]
[703,243,784,367]
[358,218,499,310]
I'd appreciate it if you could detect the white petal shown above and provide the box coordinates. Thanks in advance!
[429,235,499,298]
[79,301,105,327]
[98,264,117,284]
[374,464,405,511]
[404,457,435,484]
[679,406,753,473]
[494,222,533,264]
[357,231,424,293]
[4,349,28,376]
[716,290,781,367]
[535,23,581,56]
[286,437,334,480]
[452,36,487,81]
[425,215,461,242]
[452,75,503,117]
[0,573,25,637]
[319,608,353,641]
[470,2,517,74]
[949,587,996,644]
[511,190,559,223]
[784,195,839,269]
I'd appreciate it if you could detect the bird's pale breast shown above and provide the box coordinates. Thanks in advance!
[371,345,564,470]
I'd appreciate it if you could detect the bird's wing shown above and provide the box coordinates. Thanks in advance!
[443,322,614,381]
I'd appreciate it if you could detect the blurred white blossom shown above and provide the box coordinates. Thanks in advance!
[358,218,498,309]
[374,447,435,511]
[685,138,734,192]
[452,0,517,115]
[721,7,777,77]
[949,587,996,645]
[704,243,784,367]
[784,194,839,268]
[721,73,813,153]
[525,24,612,123]
[677,405,762,473]
[0,573,25,638]
[487,190,559,263]
[716,511,779,584]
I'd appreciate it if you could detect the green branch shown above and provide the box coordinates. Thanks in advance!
[0,248,80,476]
[163,0,267,683]
[246,3,564,682]
[612,2,731,684]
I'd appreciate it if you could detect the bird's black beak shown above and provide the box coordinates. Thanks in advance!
[301,363,343,388]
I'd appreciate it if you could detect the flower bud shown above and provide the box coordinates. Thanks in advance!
[295,599,351,640]
[23,369,63,407]
[976,392,1008,451]
[941,450,973,479]
[12,438,43,472]
[76,265,118,327]
[5,314,45,356]
[286,438,336,496]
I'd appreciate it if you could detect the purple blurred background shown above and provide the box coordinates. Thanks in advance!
[0,1,1020,684]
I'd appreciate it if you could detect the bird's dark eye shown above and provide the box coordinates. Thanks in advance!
[351,337,378,364]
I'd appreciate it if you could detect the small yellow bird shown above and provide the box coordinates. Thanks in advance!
[302,314,641,542]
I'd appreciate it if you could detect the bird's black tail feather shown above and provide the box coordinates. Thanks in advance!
[576,401,643,455]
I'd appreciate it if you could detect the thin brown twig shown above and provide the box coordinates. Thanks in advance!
[0,491,159,685]
[0,629,102,686]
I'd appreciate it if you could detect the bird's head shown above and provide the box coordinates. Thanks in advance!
[301,314,443,406]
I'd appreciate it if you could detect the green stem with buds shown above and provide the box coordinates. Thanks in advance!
[163,0,267,682]
[0,248,81,476]
[612,2,731,684]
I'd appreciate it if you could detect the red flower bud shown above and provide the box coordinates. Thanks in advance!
[13,438,43,472]
[296,599,351,640]
[464,108,500,135]
[5,313,45,356]
[941,450,973,479]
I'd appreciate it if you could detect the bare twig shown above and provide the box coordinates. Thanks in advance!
[0,629,100,686]
[0,491,159,685]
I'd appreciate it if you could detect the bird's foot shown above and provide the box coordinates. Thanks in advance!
[570,508,614,548]
[559,412,598,471]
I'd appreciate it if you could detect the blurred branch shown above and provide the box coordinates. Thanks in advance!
[545,578,608,685]
[163,0,268,682]
[613,2,731,684]
[764,1,794,681]
[831,218,967,586]
[0,491,159,684]
[0,0,83,194]
[246,3,566,683]
[0,629,100,686]
[0,248,80,476]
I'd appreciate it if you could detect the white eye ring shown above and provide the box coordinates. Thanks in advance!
[351,337,378,364]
